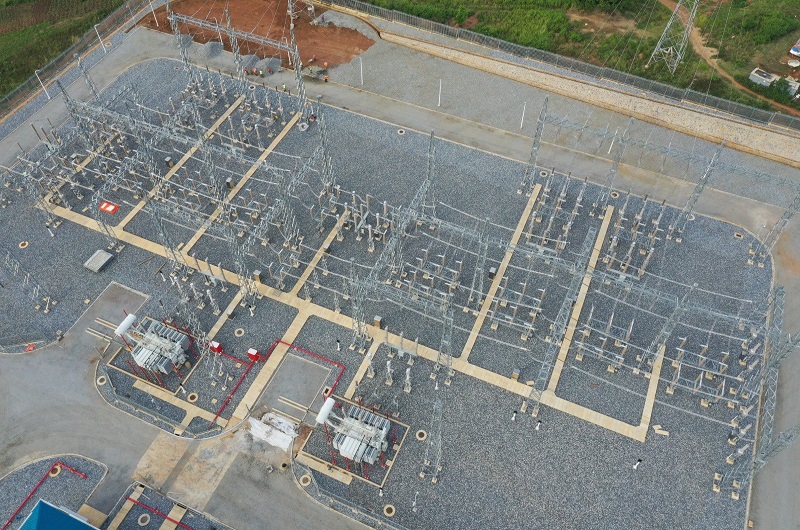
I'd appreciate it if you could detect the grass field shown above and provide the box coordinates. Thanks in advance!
[364,0,800,111]
[0,0,126,98]
[700,0,800,106]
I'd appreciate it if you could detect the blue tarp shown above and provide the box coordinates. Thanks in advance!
[20,500,97,530]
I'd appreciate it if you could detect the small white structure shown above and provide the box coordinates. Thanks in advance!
[249,413,297,450]
[785,77,800,96]
[749,68,779,88]
[316,397,390,465]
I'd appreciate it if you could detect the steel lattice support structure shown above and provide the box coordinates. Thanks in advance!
[752,191,800,265]
[0,245,56,311]
[422,131,437,218]
[432,309,455,384]
[167,10,309,116]
[594,117,632,214]
[668,143,722,240]
[636,284,695,371]
[721,425,800,500]
[74,54,100,101]
[419,397,444,484]
[520,97,548,195]
[648,0,701,74]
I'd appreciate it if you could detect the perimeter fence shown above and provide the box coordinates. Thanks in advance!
[324,0,800,134]
[0,0,164,120]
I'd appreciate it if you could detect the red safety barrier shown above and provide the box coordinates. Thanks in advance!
[208,339,279,428]
[125,497,193,530]
[208,338,349,428]
[2,462,87,530]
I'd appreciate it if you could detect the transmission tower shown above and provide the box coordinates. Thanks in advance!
[519,97,547,195]
[432,309,455,385]
[751,191,800,265]
[74,54,99,101]
[648,0,700,74]
[720,425,800,499]
[668,143,722,241]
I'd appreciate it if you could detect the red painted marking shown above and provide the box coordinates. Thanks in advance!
[278,340,346,398]
[208,339,349,428]
[1,462,86,530]
[98,201,119,214]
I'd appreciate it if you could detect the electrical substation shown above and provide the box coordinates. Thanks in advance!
[1,1,799,529]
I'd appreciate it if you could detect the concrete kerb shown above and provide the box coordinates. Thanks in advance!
[0,454,107,487]
[0,454,109,519]
[380,32,800,171]
[742,251,780,529]
[93,357,248,441]
[106,482,236,530]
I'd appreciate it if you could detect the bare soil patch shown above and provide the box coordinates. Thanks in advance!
[567,10,639,34]
[139,0,374,68]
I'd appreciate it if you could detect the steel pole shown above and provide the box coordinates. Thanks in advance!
[148,0,159,26]
[94,24,106,53]
[34,70,50,100]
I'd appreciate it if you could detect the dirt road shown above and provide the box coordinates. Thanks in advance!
[655,0,800,117]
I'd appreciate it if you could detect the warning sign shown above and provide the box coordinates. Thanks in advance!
[99,201,119,214]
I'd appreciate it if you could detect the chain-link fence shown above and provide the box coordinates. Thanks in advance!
[325,0,800,134]
[0,0,162,120]
[97,362,225,439]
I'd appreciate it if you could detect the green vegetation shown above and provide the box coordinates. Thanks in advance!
[699,0,800,110]
[363,0,800,111]
[702,0,800,66]
[0,0,125,98]
[370,0,643,51]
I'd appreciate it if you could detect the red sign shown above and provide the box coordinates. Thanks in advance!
[99,201,119,214]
